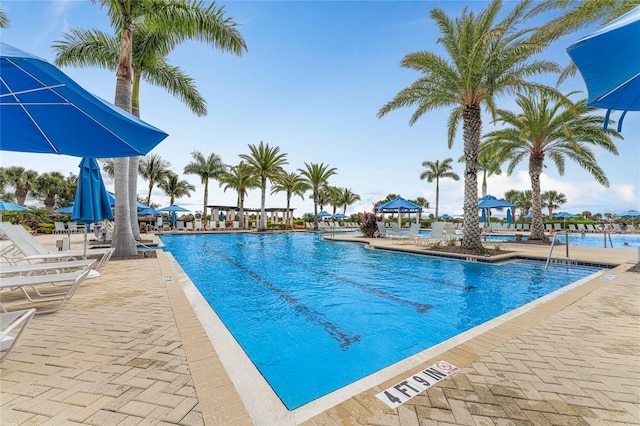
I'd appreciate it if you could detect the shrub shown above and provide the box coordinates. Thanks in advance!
[360,212,382,237]
[446,238,457,246]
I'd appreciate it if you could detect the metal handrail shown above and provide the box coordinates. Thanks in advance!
[545,233,558,269]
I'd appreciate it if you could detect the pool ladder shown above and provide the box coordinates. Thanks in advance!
[544,233,558,269]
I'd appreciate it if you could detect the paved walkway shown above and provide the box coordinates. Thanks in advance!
[1,232,638,425]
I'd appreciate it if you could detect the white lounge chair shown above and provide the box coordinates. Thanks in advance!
[232,221,240,229]
[1,308,36,360]
[53,222,67,234]
[0,269,91,314]
[392,223,421,244]
[0,223,113,270]
[419,222,448,246]
[67,222,84,234]
[176,221,186,231]
[376,221,388,238]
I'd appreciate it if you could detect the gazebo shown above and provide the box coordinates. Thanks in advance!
[375,197,423,227]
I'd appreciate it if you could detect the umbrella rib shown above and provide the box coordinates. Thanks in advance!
[0,84,66,98]
[595,71,640,104]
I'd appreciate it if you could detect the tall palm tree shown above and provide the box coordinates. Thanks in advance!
[483,93,620,240]
[219,161,260,229]
[34,172,67,212]
[541,190,567,219]
[298,162,337,230]
[58,0,246,256]
[158,172,195,206]
[325,186,343,216]
[183,151,227,221]
[239,142,288,231]
[138,154,171,206]
[378,0,559,249]
[3,166,38,206]
[270,172,309,227]
[419,158,459,220]
[338,187,361,215]
[98,159,115,179]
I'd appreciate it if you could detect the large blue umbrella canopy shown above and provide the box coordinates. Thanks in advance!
[72,158,113,258]
[566,6,640,131]
[0,42,168,157]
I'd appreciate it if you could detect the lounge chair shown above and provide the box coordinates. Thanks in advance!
[389,222,403,236]
[0,223,113,270]
[1,308,36,360]
[219,220,227,230]
[611,223,623,233]
[53,222,67,234]
[419,222,447,246]
[553,223,562,232]
[176,221,186,231]
[67,222,84,234]
[627,224,637,233]
[185,221,193,231]
[0,269,91,314]
[232,221,240,229]
[586,224,596,233]
[545,224,552,231]
[577,224,586,233]
[523,223,530,231]
[376,221,388,238]
[194,220,203,231]
[392,223,420,244]
[568,224,578,232]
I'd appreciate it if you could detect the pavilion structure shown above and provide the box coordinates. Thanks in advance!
[206,205,295,229]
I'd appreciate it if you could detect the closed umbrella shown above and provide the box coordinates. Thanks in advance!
[567,6,640,132]
[71,158,113,259]
[480,209,487,223]
[0,42,168,157]
[506,209,513,223]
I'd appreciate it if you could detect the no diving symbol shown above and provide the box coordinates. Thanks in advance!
[436,361,456,371]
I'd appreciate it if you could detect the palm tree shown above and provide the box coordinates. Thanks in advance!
[34,172,67,212]
[541,190,567,219]
[483,93,620,240]
[184,151,227,221]
[270,172,309,227]
[338,187,361,215]
[158,172,195,206]
[0,7,10,28]
[219,161,260,229]
[239,142,288,231]
[325,186,343,216]
[56,0,246,257]
[378,0,559,249]
[419,158,459,220]
[298,162,337,230]
[138,154,171,206]
[98,159,115,179]
[3,166,38,206]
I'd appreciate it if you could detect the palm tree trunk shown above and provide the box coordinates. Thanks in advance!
[482,171,488,198]
[460,106,481,249]
[129,156,141,240]
[435,180,440,219]
[259,177,267,231]
[111,20,137,257]
[313,191,319,231]
[203,179,209,225]
[286,194,291,227]
[16,189,26,206]
[239,192,245,229]
[529,154,546,240]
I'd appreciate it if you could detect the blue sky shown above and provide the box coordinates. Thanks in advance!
[1,1,638,217]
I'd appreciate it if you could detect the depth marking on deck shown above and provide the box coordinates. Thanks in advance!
[376,361,459,408]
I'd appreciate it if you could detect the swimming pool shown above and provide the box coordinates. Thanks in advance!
[161,232,602,410]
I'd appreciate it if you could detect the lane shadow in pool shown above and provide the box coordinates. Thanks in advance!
[239,241,434,315]
[203,243,361,350]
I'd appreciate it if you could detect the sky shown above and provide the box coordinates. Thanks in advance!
[1,0,639,219]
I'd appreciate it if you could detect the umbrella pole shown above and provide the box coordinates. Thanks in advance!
[83,225,88,259]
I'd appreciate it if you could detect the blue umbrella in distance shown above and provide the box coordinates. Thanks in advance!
[317,211,332,218]
[55,203,74,214]
[506,209,513,223]
[0,200,29,221]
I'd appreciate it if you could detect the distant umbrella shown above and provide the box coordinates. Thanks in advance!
[0,200,29,221]
[334,213,348,219]
[159,204,190,213]
[55,204,75,214]
[439,213,454,220]
[317,211,332,218]
[138,207,162,216]
[554,211,577,230]
[522,212,533,219]
[617,209,640,226]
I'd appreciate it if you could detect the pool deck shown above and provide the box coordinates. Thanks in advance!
[1,231,638,425]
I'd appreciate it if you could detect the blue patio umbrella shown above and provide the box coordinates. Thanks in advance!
[55,203,75,214]
[72,158,113,258]
[617,209,640,226]
[0,42,168,157]
[567,6,640,131]
[523,212,533,219]
[506,209,513,223]
[478,195,516,209]
[439,213,453,220]
[159,204,190,213]
[554,211,577,230]
[334,213,348,219]
[0,200,29,221]
[480,209,487,223]
[138,207,162,216]
[0,200,29,212]
[317,211,332,218]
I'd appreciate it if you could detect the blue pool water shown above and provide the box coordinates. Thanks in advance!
[161,232,602,410]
